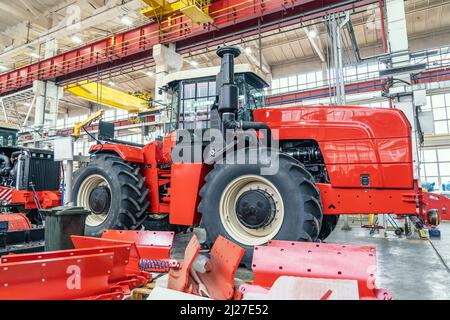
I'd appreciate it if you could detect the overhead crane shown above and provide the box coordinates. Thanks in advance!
[65,81,150,113]
[0,0,376,96]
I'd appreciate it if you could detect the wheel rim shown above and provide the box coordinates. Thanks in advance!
[77,174,112,227]
[219,174,284,246]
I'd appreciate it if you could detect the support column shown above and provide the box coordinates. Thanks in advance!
[44,39,58,59]
[152,43,183,133]
[385,0,421,179]
[32,80,63,147]
[153,43,183,105]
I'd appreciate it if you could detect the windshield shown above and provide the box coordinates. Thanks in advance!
[168,73,266,131]
[0,129,18,147]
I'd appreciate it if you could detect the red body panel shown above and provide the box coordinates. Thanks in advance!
[319,184,418,215]
[422,192,450,221]
[142,141,171,214]
[90,143,144,163]
[9,189,61,209]
[254,106,413,189]
[169,162,208,225]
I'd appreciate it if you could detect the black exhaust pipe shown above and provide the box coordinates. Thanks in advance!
[215,46,271,144]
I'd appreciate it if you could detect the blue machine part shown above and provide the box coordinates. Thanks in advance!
[421,181,435,192]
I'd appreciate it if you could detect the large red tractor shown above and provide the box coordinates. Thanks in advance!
[72,46,438,264]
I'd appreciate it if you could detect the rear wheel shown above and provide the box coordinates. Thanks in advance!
[72,154,149,237]
[318,215,340,240]
[198,149,323,266]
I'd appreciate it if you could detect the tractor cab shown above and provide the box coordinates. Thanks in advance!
[0,123,18,148]
[163,64,269,131]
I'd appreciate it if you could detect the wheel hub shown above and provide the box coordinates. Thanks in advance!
[88,186,111,215]
[235,189,276,229]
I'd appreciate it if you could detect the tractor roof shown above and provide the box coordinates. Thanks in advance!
[0,122,19,131]
[163,64,270,89]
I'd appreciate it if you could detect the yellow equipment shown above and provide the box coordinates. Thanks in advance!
[73,110,105,139]
[65,81,149,113]
[141,0,213,24]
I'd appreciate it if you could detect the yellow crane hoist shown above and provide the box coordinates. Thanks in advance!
[141,0,213,24]
[73,109,104,139]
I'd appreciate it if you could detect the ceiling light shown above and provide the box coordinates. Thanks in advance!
[244,47,252,55]
[121,15,133,26]
[23,102,31,107]
[71,35,83,44]
[108,81,115,86]
[307,29,318,38]
[145,71,155,77]
[189,60,198,67]
[30,52,40,59]
[0,65,8,72]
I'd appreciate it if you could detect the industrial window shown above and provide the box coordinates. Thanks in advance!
[426,93,450,135]
[420,147,450,189]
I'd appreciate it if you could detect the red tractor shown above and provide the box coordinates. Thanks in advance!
[72,46,440,265]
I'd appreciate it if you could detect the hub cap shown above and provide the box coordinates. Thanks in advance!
[235,189,276,229]
[88,186,111,215]
[77,174,112,227]
[219,175,284,246]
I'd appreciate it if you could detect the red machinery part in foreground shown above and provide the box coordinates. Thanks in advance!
[1,243,150,294]
[196,235,245,300]
[101,229,174,260]
[0,230,177,299]
[168,234,201,294]
[167,234,245,300]
[250,240,391,300]
[0,213,32,231]
[0,252,122,300]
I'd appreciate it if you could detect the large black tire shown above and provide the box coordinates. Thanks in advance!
[198,149,323,267]
[318,215,340,240]
[72,154,149,237]
[143,215,190,233]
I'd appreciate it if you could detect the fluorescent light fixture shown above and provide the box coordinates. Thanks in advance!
[307,28,318,38]
[108,81,115,86]
[0,65,8,72]
[189,60,198,67]
[244,47,252,55]
[24,102,31,107]
[30,52,40,59]
[71,35,83,44]
[121,15,133,26]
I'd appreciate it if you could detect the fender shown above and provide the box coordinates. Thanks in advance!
[89,143,144,163]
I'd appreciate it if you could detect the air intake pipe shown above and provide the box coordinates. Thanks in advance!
[215,46,271,144]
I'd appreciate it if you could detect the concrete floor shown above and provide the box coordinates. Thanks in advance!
[171,219,450,300]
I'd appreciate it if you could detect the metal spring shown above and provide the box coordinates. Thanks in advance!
[139,259,177,272]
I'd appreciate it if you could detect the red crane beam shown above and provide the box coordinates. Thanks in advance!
[0,0,374,96]
[266,67,450,106]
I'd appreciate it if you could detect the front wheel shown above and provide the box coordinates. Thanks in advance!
[198,149,323,266]
[72,154,150,237]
